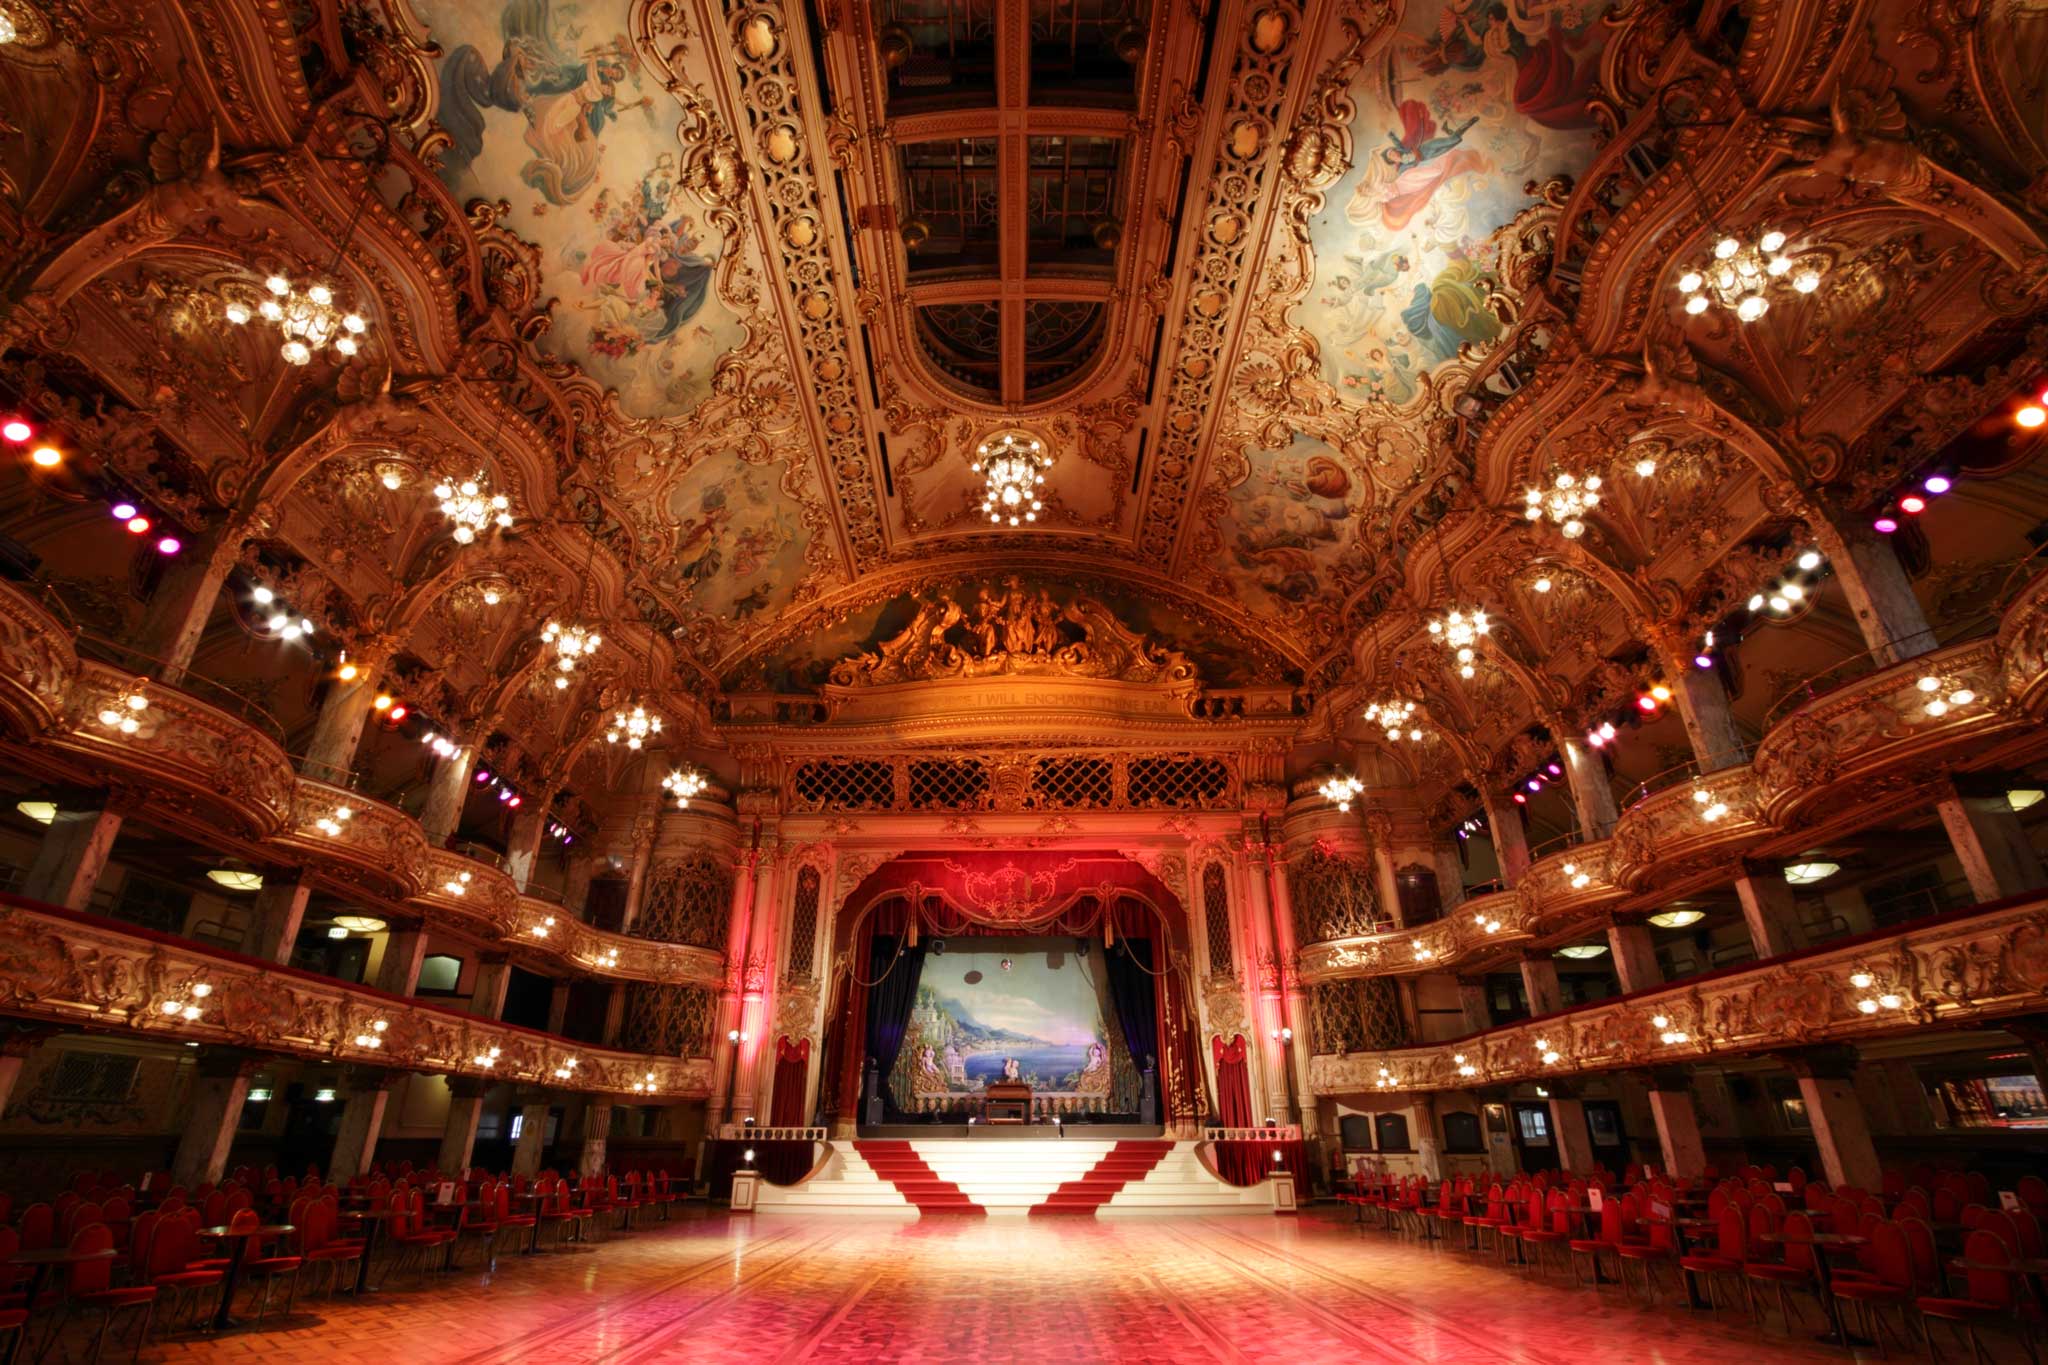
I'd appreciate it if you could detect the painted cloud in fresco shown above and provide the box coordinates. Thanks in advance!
[1216,434,1375,624]
[1296,0,1612,402]
[655,461,805,628]
[418,0,750,417]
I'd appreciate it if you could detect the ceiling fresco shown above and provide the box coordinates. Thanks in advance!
[1208,433,1379,638]
[1298,0,1612,401]
[417,0,753,418]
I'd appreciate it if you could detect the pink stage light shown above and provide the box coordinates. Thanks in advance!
[1873,516,1898,533]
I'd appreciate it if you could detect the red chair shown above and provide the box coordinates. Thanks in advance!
[2018,1175,2048,1220]
[1918,1229,2039,1362]
[16,1204,51,1253]
[225,1207,301,1321]
[300,1196,365,1296]
[1678,1203,1751,1313]
[494,1183,537,1253]
[1743,1208,1823,1333]
[1462,1183,1512,1255]
[143,1213,224,1332]
[1517,1189,1570,1278]
[41,1223,154,1364]
[451,1182,501,1268]
[1831,1218,1916,1353]
[385,1190,452,1284]
[1568,1192,1643,1286]
[1615,1208,1678,1302]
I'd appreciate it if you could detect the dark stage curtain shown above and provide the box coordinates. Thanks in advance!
[1212,1034,1261,1185]
[770,1036,810,1128]
[1105,938,1159,1096]
[863,933,925,1119]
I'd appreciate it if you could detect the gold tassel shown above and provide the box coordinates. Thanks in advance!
[905,905,918,948]
[1104,906,1114,949]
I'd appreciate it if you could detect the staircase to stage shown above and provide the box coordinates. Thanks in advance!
[751,1137,1279,1217]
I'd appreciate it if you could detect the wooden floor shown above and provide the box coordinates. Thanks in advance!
[135,1207,2001,1363]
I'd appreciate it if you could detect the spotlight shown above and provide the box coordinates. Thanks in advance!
[1873,516,1899,534]
[387,704,406,721]
[1650,684,1672,702]
[1747,593,1766,611]
[1695,653,1714,669]
[1923,475,1951,495]
[475,769,492,783]
[337,661,358,681]
[125,516,150,535]
[30,446,61,468]
[1637,695,1658,712]
[372,693,392,710]
[1512,792,1527,804]
[110,502,137,521]
[507,795,521,807]
[155,536,181,555]
[1,420,30,442]
[1546,762,1562,776]
[2019,404,2046,429]
[1796,550,1822,570]
[1899,494,1927,515]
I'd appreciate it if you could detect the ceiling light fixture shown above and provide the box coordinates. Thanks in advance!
[1555,943,1608,960]
[1428,607,1490,678]
[14,801,55,825]
[1318,773,1364,813]
[971,431,1052,527]
[1647,908,1705,929]
[607,703,663,750]
[1782,860,1840,885]
[434,475,513,544]
[331,914,387,934]
[663,767,708,808]
[1676,227,1823,321]
[206,869,265,893]
[1525,470,1600,538]
[1363,698,1423,742]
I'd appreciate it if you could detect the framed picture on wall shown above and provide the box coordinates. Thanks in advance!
[1484,1103,1509,1134]
[1780,1096,1812,1133]
[1585,1103,1623,1146]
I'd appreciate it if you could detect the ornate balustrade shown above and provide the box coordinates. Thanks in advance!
[1308,890,2048,1098]
[0,892,710,1098]
[1298,586,2048,983]
[0,579,721,992]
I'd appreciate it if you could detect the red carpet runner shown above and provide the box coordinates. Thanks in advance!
[852,1140,985,1214]
[1029,1141,1177,1216]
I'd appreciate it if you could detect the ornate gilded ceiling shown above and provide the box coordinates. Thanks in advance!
[1,0,2044,815]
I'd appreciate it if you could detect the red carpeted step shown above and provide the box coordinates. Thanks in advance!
[853,1141,985,1215]
[1029,1141,1177,1217]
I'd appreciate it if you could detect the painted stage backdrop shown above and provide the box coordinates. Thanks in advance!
[889,946,1141,1117]
[416,0,752,418]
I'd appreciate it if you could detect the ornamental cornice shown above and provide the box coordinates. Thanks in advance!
[1308,892,2048,1098]
[0,894,709,1099]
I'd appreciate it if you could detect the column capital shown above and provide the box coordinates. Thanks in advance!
[1636,1065,1694,1092]
[447,1074,493,1101]
[1776,1043,1860,1081]
[339,1065,403,1092]
[193,1049,264,1081]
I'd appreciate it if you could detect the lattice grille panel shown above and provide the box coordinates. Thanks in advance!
[1127,756,1232,808]
[791,759,896,810]
[1309,979,1409,1055]
[47,1051,139,1103]
[635,852,731,949]
[907,758,989,810]
[785,865,821,982]
[1029,757,1114,809]
[619,982,717,1058]
[1291,846,1380,942]
[1201,863,1233,973]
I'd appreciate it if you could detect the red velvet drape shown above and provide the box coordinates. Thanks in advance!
[770,1036,811,1128]
[1211,1034,1261,1184]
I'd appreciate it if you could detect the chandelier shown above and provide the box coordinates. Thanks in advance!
[1524,471,1600,538]
[541,619,600,690]
[1427,608,1490,678]
[224,274,369,366]
[1318,774,1364,812]
[1676,228,1822,322]
[662,767,707,808]
[1364,698,1423,742]
[434,475,512,544]
[607,704,662,749]
[971,431,1052,527]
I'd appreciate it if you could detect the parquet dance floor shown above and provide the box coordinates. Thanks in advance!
[147,1209,1919,1363]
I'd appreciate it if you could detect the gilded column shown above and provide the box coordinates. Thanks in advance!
[733,831,783,1122]
[1237,834,1289,1121]
[703,846,758,1138]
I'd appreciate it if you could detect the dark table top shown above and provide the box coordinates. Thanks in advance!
[7,1248,117,1266]
[197,1224,294,1239]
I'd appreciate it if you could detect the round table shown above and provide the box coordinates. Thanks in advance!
[196,1224,295,1330]
[7,1245,117,1322]
[345,1210,397,1294]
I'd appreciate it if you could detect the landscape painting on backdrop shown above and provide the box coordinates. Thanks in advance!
[889,946,1141,1118]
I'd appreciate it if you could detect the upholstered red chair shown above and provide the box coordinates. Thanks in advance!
[1918,1228,2040,1362]
[450,1183,501,1268]
[43,1222,155,1364]
[298,1196,364,1296]
[2012,1207,2044,1258]
[2018,1175,2048,1220]
[1743,1207,1826,1333]
[1831,1218,1915,1353]
[1462,1183,1512,1255]
[1517,1188,1570,1278]
[385,1189,453,1284]
[1678,1203,1751,1313]
[1567,1192,1644,1286]
[1615,1209,1679,1302]
[17,1203,52,1253]
[143,1211,224,1332]
[225,1207,301,1321]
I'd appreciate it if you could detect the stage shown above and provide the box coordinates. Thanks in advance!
[854,1123,1165,1140]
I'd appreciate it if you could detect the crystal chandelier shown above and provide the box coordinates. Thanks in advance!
[607,704,662,749]
[1318,774,1364,812]
[434,475,512,544]
[1524,471,1600,538]
[1427,608,1490,678]
[971,431,1052,527]
[1676,228,1822,322]
[542,619,600,690]
[224,274,369,366]
[662,767,707,808]
[1364,698,1423,742]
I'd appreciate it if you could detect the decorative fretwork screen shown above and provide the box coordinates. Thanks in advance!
[1291,846,1380,942]
[619,982,717,1058]
[785,865,821,982]
[1308,979,1408,1055]
[634,853,732,949]
[1201,863,1234,974]
[787,752,1239,812]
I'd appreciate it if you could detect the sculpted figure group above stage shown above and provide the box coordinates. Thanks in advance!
[830,580,1198,688]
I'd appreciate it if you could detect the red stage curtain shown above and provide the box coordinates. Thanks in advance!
[1211,1034,1262,1185]
[770,1036,811,1128]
